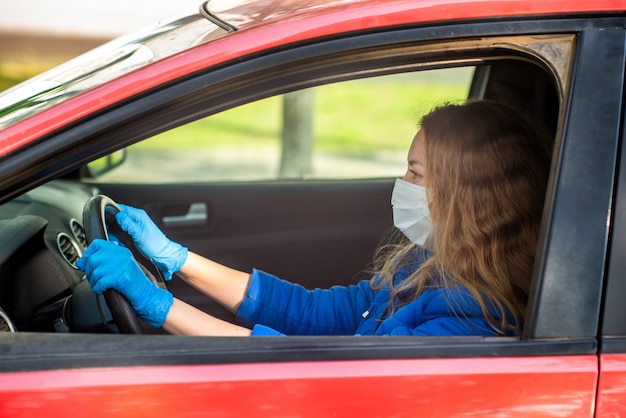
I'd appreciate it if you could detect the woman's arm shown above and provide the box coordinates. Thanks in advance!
[177,252,251,314]
[78,239,253,336]
[163,298,252,336]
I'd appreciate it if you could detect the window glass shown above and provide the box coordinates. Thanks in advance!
[86,67,473,183]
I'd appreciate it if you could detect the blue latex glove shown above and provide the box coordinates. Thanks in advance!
[114,204,188,280]
[76,239,174,328]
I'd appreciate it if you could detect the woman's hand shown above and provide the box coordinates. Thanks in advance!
[115,204,188,280]
[77,239,174,328]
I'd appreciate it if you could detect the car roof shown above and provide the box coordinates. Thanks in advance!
[0,0,624,155]
[210,0,626,31]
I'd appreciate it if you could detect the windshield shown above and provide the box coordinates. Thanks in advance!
[0,10,229,129]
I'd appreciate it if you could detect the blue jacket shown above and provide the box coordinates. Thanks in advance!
[236,255,509,337]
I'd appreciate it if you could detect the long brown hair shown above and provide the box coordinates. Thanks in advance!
[373,100,553,335]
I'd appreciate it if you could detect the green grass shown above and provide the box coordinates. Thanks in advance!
[314,79,468,156]
[0,61,51,91]
[136,97,283,149]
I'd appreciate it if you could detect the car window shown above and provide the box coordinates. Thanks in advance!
[85,67,473,183]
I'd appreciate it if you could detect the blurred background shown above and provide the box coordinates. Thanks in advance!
[0,0,202,91]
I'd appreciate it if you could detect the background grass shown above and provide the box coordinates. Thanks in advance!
[0,33,107,92]
[0,62,46,91]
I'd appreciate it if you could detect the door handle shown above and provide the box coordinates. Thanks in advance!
[162,202,207,227]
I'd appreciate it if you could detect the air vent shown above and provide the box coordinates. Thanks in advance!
[57,233,82,268]
[70,219,88,248]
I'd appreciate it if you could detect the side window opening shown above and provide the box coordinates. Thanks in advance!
[83,57,559,186]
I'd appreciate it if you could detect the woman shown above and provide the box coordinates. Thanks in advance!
[77,100,553,337]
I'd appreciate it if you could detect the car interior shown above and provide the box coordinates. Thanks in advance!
[0,35,562,338]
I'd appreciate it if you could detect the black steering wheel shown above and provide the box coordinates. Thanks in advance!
[82,195,167,334]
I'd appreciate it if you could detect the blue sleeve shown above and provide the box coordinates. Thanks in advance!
[250,324,285,336]
[237,269,375,335]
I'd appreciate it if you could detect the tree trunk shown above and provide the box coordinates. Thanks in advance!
[279,90,314,178]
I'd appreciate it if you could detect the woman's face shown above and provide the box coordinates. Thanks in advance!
[402,130,426,187]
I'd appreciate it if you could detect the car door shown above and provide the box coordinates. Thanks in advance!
[1,12,624,417]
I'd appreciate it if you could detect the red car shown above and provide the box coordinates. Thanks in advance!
[1,0,625,416]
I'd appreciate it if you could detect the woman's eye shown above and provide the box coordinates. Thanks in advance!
[411,171,423,180]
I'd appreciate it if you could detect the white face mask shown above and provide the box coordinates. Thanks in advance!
[391,178,433,247]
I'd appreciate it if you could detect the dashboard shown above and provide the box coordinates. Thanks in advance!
[0,180,115,333]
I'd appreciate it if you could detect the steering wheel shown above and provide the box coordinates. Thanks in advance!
[82,195,167,334]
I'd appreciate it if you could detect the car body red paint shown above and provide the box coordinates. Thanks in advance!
[0,356,599,417]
